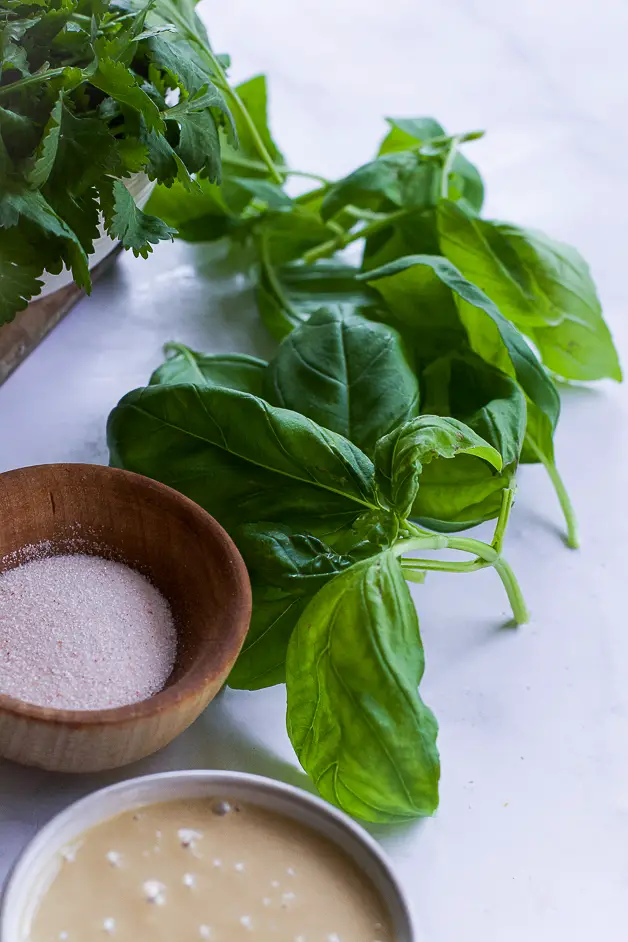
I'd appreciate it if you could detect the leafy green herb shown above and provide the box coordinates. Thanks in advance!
[0,0,286,320]
[103,32,621,825]
[108,380,528,821]
[436,201,622,382]
[374,414,502,520]
[263,305,419,456]
[286,549,440,823]
[415,351,526,530]
[150,343,267,394]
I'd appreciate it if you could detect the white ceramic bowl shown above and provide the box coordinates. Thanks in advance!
[0,771,416,942]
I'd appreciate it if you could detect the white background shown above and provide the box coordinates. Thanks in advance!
[2,1,628,938]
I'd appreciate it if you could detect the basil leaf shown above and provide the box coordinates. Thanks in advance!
[107,384,380,533]
[150,345,267,395]
[229,587,310,690]
[264,305,419,456]
[236,524,363,593]
[421,351,526,468]
[361,255,467,364]
[363,254,560,439]
[231,506,396,691]
[437,202,621,381]
[411,456,511,533]
[321,151,439,222]
[286,550,440,822]
[229,522,369,690]
[374,414,502,520]
[378,117,484,213]
[362,207,440,272]
[411,352,525,530]
[145,176,238,242]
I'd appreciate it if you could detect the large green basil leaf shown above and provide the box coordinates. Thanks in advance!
[229,521,394,690]
[413,352,525,530]
[378,117,484,214]
[437,202,621,382]
[359,118,484,270]
[360,256,467,364]
[286,550,440,822]
[264,306,419,456]
[229,587,310,690]
[107,384,380,534]
[229,526,356,691]
[321,151,439,222]
[421,351,526,468]
[363,254,560,444]
[361,207,440,273]
[150,344,267,394]
[374,414,502,520]
[410,456,510,532]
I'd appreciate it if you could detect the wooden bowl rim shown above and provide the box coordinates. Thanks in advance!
[0,463,252,729]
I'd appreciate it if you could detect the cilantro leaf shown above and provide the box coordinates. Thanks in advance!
[90,57,165,133]
[108,178,176,256]
[0,245,43,323]
[28,92,63,187]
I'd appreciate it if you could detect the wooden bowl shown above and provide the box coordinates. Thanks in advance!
[0,464,252,773]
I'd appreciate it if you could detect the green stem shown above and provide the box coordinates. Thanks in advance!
[0,68,68,97]
[258,233,301,327]
[395,498,529,624]
[401,556,488,574]
[492,556,530,625]
[492,487,514,554]
[443,535,528,625]
[303,207,412,264]
[222,154,329,184]
[440,136,460,200]
[525,437,579,549]
[204,54,282,185]
[344,205,392,222]
[156,3,282,184]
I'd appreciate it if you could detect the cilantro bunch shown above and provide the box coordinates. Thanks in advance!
[0,0,244,323]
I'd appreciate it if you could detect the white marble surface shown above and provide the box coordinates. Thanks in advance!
[1,2,628,939]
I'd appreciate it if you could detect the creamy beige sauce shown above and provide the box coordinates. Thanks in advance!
[29,798,393,942]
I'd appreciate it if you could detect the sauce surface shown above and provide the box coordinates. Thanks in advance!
[29,798,392,942]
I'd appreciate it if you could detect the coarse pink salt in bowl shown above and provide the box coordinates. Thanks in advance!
[0,463,252,773]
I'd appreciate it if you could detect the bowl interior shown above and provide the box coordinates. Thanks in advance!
[0,464,251,710]
[0,772,415,942]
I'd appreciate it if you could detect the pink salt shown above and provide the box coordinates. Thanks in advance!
[0,553,177,710]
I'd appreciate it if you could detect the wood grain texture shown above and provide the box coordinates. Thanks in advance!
[0,464,252,772]
[0,248,122,387]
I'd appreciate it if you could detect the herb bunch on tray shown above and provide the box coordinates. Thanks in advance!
[103,50,621,821]
[0,0,242,322]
